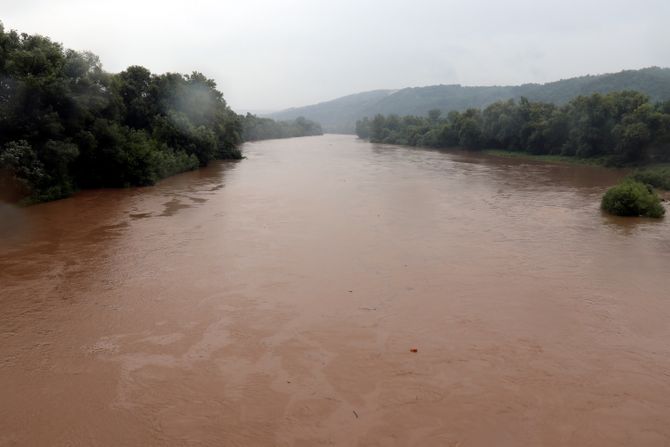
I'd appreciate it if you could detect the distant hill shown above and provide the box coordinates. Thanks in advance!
[267,89,394,133]
[268,67,670,133]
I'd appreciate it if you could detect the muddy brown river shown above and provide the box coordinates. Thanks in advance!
[1,134,669,446]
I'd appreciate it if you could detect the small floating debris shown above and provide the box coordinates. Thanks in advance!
[410,348,418,353]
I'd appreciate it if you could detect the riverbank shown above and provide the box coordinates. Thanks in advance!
[481,149,611,167]
[486,151,670,197]
[375,140,670,190]
[363,136,634,168]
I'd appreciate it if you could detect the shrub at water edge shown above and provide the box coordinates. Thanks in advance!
[601,180,665,218]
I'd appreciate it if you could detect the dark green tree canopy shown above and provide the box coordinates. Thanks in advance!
[357,91,670,166]
[0,24,320,203]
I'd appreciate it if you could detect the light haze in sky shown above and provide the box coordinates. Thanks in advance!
[2,0,669,112]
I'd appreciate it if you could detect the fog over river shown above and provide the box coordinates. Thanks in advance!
[1,134,669,446]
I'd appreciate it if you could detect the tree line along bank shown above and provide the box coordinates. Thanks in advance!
[0,24,321,203]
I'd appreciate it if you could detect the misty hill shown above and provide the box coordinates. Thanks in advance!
[268,89,394,133]
[269,67,670,133]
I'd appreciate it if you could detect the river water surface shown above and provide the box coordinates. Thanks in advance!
[1,134,669,446]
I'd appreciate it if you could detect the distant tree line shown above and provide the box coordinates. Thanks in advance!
[241,114,322,141]
[356,91,670,165]
[0,24,320,203]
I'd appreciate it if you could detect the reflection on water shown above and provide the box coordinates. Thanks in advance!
[1,135,669,446]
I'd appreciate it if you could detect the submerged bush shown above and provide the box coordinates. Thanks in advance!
[601,180,665,218]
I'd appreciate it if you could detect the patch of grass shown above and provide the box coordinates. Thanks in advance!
[628,164,670,191]
[482,149,609,166]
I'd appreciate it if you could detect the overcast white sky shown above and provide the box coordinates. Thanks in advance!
[2,0,669,112]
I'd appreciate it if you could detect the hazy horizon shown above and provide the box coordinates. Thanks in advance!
[3,0,669,112]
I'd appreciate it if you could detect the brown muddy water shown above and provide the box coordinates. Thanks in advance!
[1,134,669,446]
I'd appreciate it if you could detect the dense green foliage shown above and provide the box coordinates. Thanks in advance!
[356,91,670,165]
[273,68,670,133]
[601,180,665,218]
[241,114,322,141]
[0,23,245,202]
[629,165,670,190]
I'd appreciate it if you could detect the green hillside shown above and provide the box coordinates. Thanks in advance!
[269,67,670,133]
